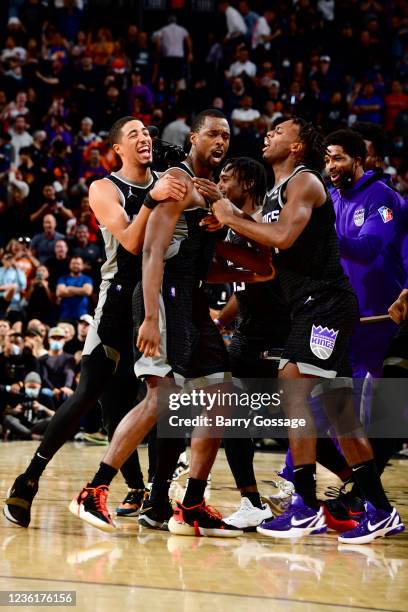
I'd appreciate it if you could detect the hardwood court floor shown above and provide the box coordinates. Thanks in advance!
[0,442,407,612]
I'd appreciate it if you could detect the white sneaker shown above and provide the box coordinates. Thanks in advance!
[266,472,295,515]
[224,496,272,531]
[172,452,190,480]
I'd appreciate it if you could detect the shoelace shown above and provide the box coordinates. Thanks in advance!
[92,486,110,518]
[201,502,222,521]
[324,485,347,499]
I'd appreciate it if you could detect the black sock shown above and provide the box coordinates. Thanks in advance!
[242,491,262,509]
[316,438,351,479]
[293,463,319,510]
[25,452,50,480]
[183,478,207,507]
[351,459,392,512]
[90,462,118,488]
[149,477,170,505]
[120,451,145,490]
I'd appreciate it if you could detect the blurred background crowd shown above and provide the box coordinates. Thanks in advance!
[0,0,408,442]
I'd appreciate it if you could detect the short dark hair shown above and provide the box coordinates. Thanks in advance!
[191,109,227,133]
[291,117,326,172]
[351,121,387,160]
[109,116,137,146]
[222,157,266,208]
[325,129,367,163]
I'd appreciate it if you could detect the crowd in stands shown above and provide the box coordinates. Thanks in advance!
[0,0,408,439]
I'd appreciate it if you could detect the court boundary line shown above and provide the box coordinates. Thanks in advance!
[0,573,401,612]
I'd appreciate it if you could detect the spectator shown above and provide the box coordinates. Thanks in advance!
[71,195,99,242]
[9,114,33,163]
[226,44,256,80]
[78,148,106,182]
[64,313,92,355]
[39,326,76,403]
[238,1,259,45]
[218,1,247,43]
[0,319,11,354]
[161,109,190,148]
[128,69,154,112]
[25,264,57,326]
[0,329,39,386]
[57,321,76,349]
[351,82,384,124]
[69,225,101,273]
[8,236,39,284]
[385,80,408,133]
[56,256,92,321]
[252,9,283,60]
[3,371,55,441]
[0,253,27,319]
[29,184,73,232]
[153,15,193,89]
[231,94,260,135]
[30,214,65,263]
[24,325,48,358]
[73,116,99,159]
[45,239,70,290]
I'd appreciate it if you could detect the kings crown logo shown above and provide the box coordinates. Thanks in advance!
[310,325,339,360]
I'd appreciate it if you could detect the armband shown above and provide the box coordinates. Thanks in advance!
[143,192,161,210]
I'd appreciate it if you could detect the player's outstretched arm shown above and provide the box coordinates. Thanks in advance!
[212,173,324,249]
[89,175,186,255]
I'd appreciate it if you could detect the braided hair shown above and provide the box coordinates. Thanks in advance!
[291,117,326,172]
[221,157,267,209]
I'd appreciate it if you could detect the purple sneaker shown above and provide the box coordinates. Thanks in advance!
[256,494,327,538]
[338,502,405,544]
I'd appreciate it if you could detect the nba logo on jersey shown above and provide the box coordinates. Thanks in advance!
[378,206,393,223]
[353,209,365,227]
[310,325,339,360]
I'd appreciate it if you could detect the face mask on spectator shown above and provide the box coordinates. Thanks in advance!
[50,340,63,351]
[11,344,21,356]
[25,386,40,398]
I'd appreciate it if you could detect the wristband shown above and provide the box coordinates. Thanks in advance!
[143,192,161,210]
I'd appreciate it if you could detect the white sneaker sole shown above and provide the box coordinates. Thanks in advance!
[3,487,28,527]
[257,525,327,538]
[69,498,116,533]
[338,523,405,544]
[168,517,243,537]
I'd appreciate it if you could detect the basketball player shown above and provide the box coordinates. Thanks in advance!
[198,157,355,530]
[211,118,404,543]
[3,117,187,528]
[69,110,249,537]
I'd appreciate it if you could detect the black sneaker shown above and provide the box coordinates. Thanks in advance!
[168,500,243,537]
[69,484,116,532]
[138,496,173,530]
[323,485,365,532]
[116,488,147,517]
[3,474,39,528]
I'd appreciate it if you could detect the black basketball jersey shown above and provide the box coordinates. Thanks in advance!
[163,161,220,281]
[228,230,290,345]
[100,170,159,286]
[262,165,352,307]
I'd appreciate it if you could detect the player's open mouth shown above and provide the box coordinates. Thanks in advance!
[137,146,151,155]
[211,149,224,160]
[330,173,340,183]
